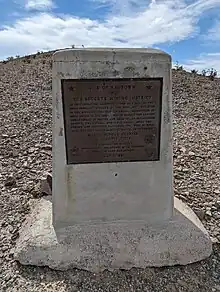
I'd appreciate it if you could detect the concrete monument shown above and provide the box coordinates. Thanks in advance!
[14,48,212,271]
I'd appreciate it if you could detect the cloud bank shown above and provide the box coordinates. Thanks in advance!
[0,0,220,71]
[24,0,54,10]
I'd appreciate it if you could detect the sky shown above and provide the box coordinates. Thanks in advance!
[0,0,220,73]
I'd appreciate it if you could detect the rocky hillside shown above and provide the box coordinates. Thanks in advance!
[0,52,219,291]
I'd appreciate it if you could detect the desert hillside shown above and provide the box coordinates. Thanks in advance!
[0,52,219,291]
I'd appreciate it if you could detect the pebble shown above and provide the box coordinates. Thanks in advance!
[40,144,52,150]
[205,210,212,217]
[214,189,220,195]
[215,201,220,209]
[40,176,52,196]
[180,146,186,153]
[4,176,16,187]
[194,208,205,220]
[210,237,219,244]
[12,150,19,157]
[23,161,28,167]
[28,147,36,153]
[4,274,12,282]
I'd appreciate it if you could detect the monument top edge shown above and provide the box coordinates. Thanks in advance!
[53,48,171,61]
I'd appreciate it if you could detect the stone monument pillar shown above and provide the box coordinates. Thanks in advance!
[14,48,212,271]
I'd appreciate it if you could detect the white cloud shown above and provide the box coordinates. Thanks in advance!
[205,19,220,41]
[182,52,220,74]
[0,0,220,62]
[90,0,149,15]
[93,0,220,16]
[25,0,54,10]
[184,0,220,15]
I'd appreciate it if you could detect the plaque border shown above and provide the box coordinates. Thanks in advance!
[61,78,163,165]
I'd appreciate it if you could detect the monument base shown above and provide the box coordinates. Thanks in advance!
[14,197,212,272]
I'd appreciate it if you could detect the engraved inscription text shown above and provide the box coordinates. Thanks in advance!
[61,78,162,164]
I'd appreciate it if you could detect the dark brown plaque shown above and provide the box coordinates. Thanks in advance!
[61,78,162,164]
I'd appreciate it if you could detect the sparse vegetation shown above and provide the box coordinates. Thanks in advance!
[202,69,207,76]
[174,61,184,71]
[208,68,217,81]
[201,68,217,80]
[173,62,218,79]
[191,69,198,74]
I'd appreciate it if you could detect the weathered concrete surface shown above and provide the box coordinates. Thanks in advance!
[14,197,212,272]
[52,48,173,228]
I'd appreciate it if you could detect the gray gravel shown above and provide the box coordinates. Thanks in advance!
[0,53,220,291]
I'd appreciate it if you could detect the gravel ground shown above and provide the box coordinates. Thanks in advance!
[0,53,220,291]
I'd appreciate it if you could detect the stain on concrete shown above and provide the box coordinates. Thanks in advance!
[59,128,63,136]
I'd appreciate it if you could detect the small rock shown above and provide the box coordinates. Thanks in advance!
[4,176,16,187]
[214,201,220,209]
[31,183,41,198]
[46,173,52,191]
[205,210,212,217]
[177,194,187,201]
[11,231,19,242]
[174,188,181,195]
[31,174,52,198]
[188,151,195,156]
[210,237,219,244]
[180,146,186,153]
[4,274,11,282]
[40,144,52,151]
[214,189,220,195]
[40,174,52,196]
[28,147,36,153]
[174,173,183,179]
[23,161,28,168]
[177,279,188,288]
[194,208,205,220]
[12,149,19,157]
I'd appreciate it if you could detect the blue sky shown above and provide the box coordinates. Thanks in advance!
[0,0,220,73]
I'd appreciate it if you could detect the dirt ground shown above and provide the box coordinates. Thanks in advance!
[0,53,219,291]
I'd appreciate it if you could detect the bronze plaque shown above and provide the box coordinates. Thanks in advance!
[61,78,163,165]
